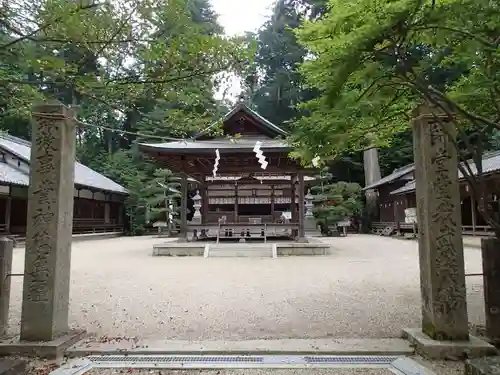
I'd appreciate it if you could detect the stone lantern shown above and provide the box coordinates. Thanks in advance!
[192,190,202,225]
[305,189,314,217]
[304,188,316,231]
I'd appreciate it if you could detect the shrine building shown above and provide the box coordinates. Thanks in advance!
[139,102,317,240]
[0,134,127,237]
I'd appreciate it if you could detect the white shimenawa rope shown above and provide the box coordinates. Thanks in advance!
[253,141,268,170]
[213,149,220,177]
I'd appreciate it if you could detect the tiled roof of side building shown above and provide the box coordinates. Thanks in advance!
[0,162,30,186]
[390,150,500,195]
[0,134,127,194]
[363,164,415,191]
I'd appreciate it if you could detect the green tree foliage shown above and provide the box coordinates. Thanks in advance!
[311,179,363,235]
[1,0,252,233]
[249,0,327,127]
[141,168,181,224]
[293,0,500,157]
[293,0,500,235]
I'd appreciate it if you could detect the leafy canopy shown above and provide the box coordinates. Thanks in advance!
[291,0,500,164]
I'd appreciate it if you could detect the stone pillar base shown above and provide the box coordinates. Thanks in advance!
[402,328,497,360]
[0,329,85,359]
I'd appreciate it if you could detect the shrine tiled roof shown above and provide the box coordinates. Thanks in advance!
[0,162,29,186]
[195,102,288,138]
[139,137,290,154]
[390,150,500,195]
[0,134,127,194]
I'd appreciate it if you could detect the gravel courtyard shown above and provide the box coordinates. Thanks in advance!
[7,235,485,340]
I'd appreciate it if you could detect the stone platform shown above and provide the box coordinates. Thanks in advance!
[152,239,331,257]
[152,241,205,256]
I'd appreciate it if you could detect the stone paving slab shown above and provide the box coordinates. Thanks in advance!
[67,338,413,357]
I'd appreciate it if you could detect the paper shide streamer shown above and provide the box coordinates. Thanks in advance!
[213,149,220,177]
[253,141,268,170]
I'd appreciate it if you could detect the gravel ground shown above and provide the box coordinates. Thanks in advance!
[6,234,485,340]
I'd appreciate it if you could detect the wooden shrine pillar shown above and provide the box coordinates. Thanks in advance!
[291,174,297,223]
[4,197,10,234]
[470,193,477,236]
[393,199,401,234]
[201,177,208,225]
[271,185,275,222]
[180,173,188,240]
[298,173,305,239]
[290,174,298,238]
[234,183,239,223]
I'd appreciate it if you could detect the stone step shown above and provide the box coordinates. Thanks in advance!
[208,245,273,258]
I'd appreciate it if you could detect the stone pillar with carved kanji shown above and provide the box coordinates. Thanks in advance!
[192,189,202,225]
[412,103,469,341]
[20,102,77,341]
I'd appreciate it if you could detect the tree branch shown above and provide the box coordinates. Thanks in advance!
[0,2,103,51]
[411,25,497,49]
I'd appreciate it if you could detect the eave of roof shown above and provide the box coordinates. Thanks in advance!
[390,150,500,195]
[390,181,415,195]
[363,164,415,191]
[0,135,128,194]
[205,175,317,182]
[195,102,288,139]
[139,138,291,154]
[0,162,29,186]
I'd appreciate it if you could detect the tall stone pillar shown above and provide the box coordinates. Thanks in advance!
[20,102,76,341]
[363,146,382,222]
[412,104,468,341]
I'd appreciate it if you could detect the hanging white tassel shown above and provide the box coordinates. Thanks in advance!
[213,149,220,177]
